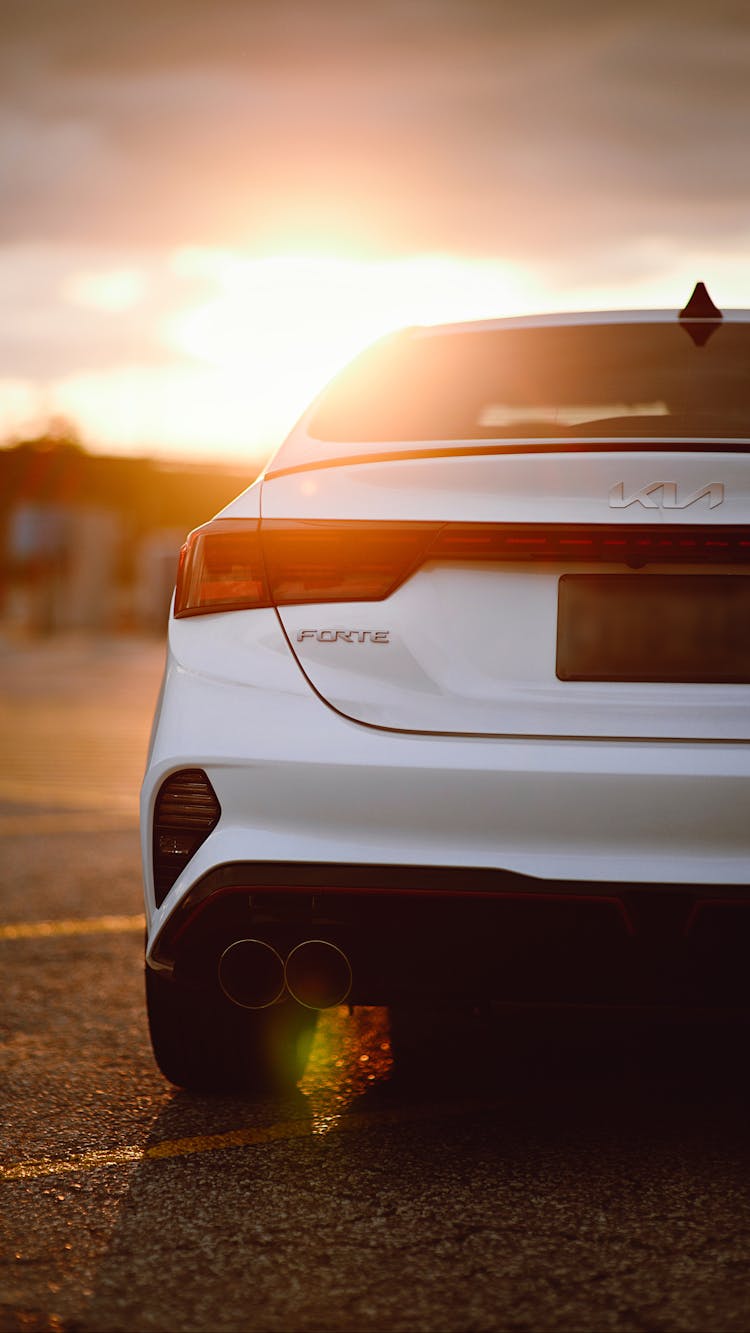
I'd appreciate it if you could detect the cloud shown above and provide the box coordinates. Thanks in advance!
[0,1,749,259]
[0,245,211,377]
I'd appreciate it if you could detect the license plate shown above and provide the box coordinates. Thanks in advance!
[556,574,750,683]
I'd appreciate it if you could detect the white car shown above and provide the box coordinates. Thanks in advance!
[141,284,750,1090]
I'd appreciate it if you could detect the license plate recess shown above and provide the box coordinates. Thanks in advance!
[556,574,750,683]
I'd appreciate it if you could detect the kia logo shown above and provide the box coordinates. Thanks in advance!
[609,482,725,510]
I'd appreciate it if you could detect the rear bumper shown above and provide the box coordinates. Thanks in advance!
[142,646,750,960]
[148,861,750,1008]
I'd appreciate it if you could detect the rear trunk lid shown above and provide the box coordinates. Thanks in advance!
[260,449,750,741]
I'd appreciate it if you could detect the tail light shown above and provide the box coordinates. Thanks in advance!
[174,519,437,615]
[153,769,221,906]
[175,521,271,615]
[174,519,750,618]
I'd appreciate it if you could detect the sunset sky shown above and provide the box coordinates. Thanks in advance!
[3,0,750,466]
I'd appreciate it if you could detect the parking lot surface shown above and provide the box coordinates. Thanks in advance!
[2,632,750,1332]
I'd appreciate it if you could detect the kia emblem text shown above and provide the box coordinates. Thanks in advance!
[609,481,725,510]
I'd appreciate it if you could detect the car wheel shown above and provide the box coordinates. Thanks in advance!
[146,965,317,1093]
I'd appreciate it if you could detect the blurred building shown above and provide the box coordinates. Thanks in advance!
[0,435,256,634]
[134,529,188,632]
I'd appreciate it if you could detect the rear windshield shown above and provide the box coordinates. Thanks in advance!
[308,322,750,443]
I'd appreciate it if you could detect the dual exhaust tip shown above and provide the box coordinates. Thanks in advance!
[218,937,352,1011]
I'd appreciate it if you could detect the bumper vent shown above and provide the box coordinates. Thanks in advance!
[152,768,220,907]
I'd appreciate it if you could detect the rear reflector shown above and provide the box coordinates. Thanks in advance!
[152,769,221,906]
[174,519,750,617]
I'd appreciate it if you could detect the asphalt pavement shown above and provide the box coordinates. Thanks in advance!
[2,631,750,1333]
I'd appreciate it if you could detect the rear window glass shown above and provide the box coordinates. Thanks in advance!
[308,322,750,443]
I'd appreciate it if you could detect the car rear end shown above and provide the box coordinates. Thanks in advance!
[141,299,750,1087]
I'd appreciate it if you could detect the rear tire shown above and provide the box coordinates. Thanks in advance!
[146,965,317,1093]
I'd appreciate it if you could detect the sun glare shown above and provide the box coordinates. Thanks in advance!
[7,239,747,466]
[63,266,148,313]
[3,247,539,464]
[160,248,536,461]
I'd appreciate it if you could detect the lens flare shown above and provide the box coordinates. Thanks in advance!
[300,1007,393,1134]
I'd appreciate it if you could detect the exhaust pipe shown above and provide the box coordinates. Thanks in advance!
[285,939,352,1010]
[218,939,286,1009]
